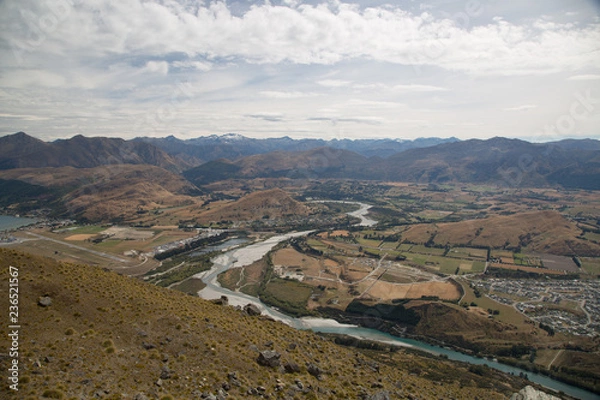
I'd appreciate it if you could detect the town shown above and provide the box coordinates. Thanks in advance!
[470,278,600,337]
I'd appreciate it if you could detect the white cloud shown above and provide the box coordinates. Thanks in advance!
[1,1,599,141]
[142,61,169,75]
[171,60,212,71]
[245,112,285,122]
[317,79,352,88]
[393,84,449,92]
[308,116,384,125]
[0,70,66,88]
[567,74,600,81]
[504,104,538,111]
[3,0,598,75]
[260,91,320,99]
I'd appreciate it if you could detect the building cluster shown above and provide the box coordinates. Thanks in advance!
[472,278,599,337]
[151,228,226,257]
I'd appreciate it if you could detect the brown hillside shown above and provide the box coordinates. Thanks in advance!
[0,165,201,222]
[0,249,528,399]
[402,210,600,256]
[408,302,544,351]
[236,147,368,178]
[196,188,311,223]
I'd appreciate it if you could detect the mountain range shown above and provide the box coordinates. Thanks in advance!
[1,132,600,190]
[135,133,460,165]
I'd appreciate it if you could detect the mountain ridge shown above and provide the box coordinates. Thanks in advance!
[2,132,600,190]
[0,132,184,172]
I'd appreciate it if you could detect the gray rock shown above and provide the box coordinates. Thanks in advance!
[244,303,262,316]
[257,350,281,368]
[510,386,561,400]
[134,394,149,400]
[284,361,301,373]
[38,296,52,307]
[306,363,323,378]
[160,366,171,380]
[211,296,229,306]
[369,390,391,400]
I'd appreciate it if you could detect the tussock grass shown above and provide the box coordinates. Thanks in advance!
[0,248,528,399]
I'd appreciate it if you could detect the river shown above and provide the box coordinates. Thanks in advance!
[197,202,597,400]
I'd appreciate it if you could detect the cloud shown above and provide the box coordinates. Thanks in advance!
[142,61,169,75]
[171,60,212,71]
[260,91,320,99]
[308,116,384,125]
[4,0,597,75]
[504,104,538,111]
[317,79,352,88]
[567,74,600,81]
[245,112,285,122]
[392,84,449,92]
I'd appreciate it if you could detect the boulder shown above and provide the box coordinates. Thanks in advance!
[369,390,391,400]
[211,296,229,306]
[38,296,52,307]
[284,361,301,374]
[257,350,281,368]
[510,386,561,400]
[244,303,262,316]
[306,363,323,378]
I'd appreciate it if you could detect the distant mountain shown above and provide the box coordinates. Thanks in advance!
[0,132,184,172]
[136,134,460,165]
[184,147,369,185]
[376,137,600,188]
[3,132,599,190]
[550,138,600,151]
[184,137,600,189]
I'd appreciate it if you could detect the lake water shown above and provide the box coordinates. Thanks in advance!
[0,215,38,232]
[195,203,598,400]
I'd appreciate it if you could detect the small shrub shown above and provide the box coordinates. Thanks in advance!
[65,328,75,336]
[42,388,65,399]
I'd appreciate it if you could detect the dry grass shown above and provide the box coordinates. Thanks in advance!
[195,188,311,224]
[0,164,201,222]
[402,210,600,256]
[0,248,537,399]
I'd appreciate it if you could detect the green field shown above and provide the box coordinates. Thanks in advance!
[62,225,106,234]
[409,244,446,256]
[261,278,314,316]
[356,237,382,248]
[583,231,600,243]
[458,280,529,327]
[514,253,543,267]
[581,257,600,275]
[397,243,413,251]
[449,247,487,260]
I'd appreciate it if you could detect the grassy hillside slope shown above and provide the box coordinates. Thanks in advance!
[0,249,535,399]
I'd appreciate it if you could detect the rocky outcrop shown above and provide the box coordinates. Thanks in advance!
[38,296,52,307]
[510,386,562,400]
[244,303,262,316]
[257,350,281,368]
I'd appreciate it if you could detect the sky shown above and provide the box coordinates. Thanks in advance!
[0,0,599,142]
